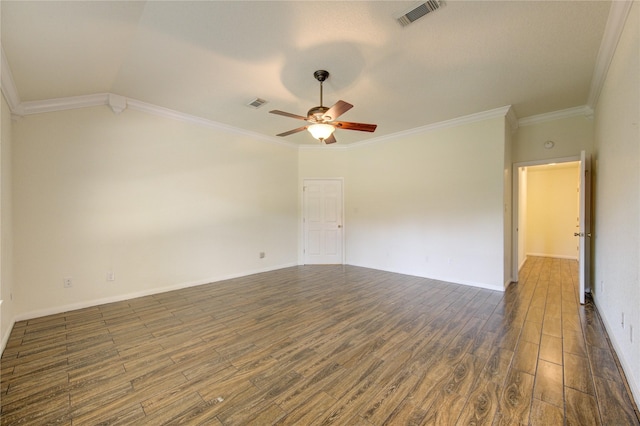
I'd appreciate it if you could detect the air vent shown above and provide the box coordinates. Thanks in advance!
[397,1,441,27]
[247,98,268,109]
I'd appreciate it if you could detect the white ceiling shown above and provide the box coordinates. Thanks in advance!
[1,1,612,145]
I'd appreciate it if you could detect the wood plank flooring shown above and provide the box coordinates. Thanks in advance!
[1,257,639,425]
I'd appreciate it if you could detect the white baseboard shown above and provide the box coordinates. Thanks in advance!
[592,295,640,410]
[519,256,527,272]
[1,317,16,356]
[526,252,578,261]
[12,263,298,324]
[345,262,505,292]
[504,279,514,290]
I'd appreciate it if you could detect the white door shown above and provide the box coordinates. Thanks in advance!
[577,150,591,304]
[303,179,343,264]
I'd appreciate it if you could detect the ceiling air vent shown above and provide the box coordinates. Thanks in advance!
[397,1,441,27]
[247,98,268,109]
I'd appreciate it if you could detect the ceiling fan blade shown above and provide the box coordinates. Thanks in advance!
[324,133,337,144]
[269,110,308,121]
[333,121,377,132]
[276,126,308,137]
[323,100,353,121]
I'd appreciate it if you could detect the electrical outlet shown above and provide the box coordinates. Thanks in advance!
[259,252,265,259]
[106,271,115,281]
[63,277,73,288]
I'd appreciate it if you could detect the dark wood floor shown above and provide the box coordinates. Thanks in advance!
[1,257,639,425]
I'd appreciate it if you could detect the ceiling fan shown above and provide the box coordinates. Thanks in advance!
[270,70,377,144]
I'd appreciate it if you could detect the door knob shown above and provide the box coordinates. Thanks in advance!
[574,232,584,237]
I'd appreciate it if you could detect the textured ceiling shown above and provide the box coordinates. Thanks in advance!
[1,1,611,145]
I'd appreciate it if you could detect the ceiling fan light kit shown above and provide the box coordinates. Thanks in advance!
[307,123,335,141]
[270,70,377,145]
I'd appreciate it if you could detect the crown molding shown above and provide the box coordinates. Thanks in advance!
[1,47,22,116]
[505,106,519,134]
[0,43,294,148]
[299,106,516,151]
[348,105,514,148]
[6,90,296,149]
[0,91,596,149]
[518,105,594,127]
[5,78,514,150]
[586,0,633,109]
[125,98,297,149]
[20,93,110,115]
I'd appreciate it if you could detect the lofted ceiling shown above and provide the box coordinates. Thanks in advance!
[1,1,612,145]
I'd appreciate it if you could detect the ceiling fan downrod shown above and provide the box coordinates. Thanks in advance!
[314,70,329,108]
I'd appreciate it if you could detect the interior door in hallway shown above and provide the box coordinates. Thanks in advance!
[577,150,591,304]
[303,179,343,264]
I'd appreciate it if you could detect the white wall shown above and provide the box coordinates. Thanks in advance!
[592,2,639,405]
[1,94,14,348]
[526,163,580,259]
[344,117,508,290]
[12,106,299,318]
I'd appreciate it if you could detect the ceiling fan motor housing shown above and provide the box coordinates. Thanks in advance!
[308,105,330,121]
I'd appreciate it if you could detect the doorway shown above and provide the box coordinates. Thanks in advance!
[303,179,344,264]
[512,153,590,303]
[523,162,580,261]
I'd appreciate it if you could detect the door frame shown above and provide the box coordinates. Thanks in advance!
[511,155,580,283]
[300,178,345,265]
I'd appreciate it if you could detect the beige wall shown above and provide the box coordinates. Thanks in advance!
[512,111,594,281]
[1,94,14,348]
[513,115,594,164]
[297,115,511,290]
[12,106,299,318]
[517,167,528,270]
[3,102,513,348]
[298,147,349,179]
[503,122,513,284]
[592,2,639,404]
[343,117,508,289]
[525,163,580,259]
